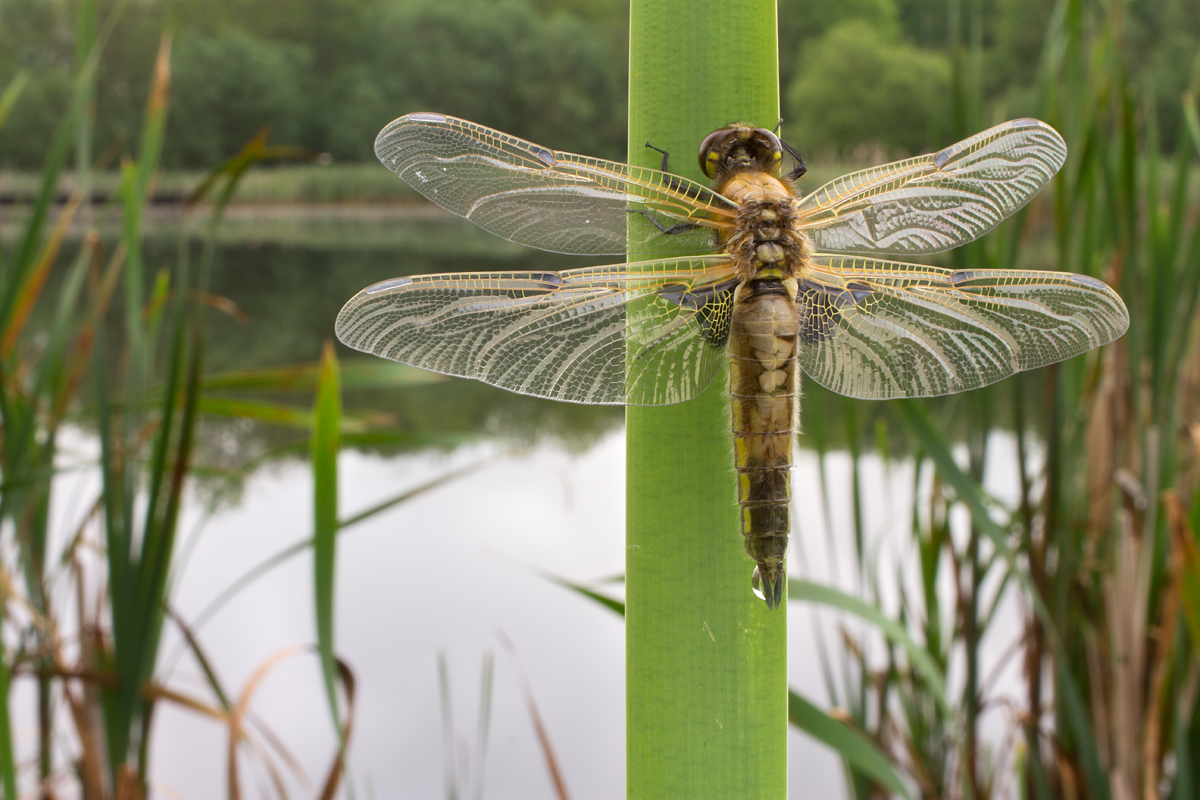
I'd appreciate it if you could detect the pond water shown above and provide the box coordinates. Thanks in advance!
[24,208,1038,798]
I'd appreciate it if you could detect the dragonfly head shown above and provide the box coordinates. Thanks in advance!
[698,125,783,181]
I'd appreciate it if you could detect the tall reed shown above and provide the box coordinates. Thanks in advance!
[810,0,1200,798]
[0,5,435,796]
[625,1,787,797]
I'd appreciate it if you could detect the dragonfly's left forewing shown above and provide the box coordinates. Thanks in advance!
[797,255,1129,399]
[335,257,738,406]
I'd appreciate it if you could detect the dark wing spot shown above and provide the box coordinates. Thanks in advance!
[950,270,976,286]
[797,278,875,343]
[844,280,873,303]
[657,283,695,307]
[934,148,952,169]
[532,147,556,166]
[658,279,739,348]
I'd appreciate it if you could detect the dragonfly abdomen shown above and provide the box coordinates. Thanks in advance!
[729,280,800,610]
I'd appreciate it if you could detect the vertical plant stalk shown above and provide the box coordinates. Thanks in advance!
[313,342,343,734]
[625,1,786,798]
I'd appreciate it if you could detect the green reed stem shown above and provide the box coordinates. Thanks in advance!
[625,1,786,798]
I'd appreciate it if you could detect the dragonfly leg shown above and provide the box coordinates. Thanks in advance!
[781,139,807,181]
[643,141,698,195]
[771,119,807,181]
[643,141,672,172]
[627,207,702,237]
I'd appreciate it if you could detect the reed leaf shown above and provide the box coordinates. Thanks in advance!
[200,360,444,393]
[0,646,13,800]
[788,579,947,713]
[788,690,913,800]
[892,399,1052,634]
[625,1,785,797]
[0,70,28,134]
[312,341,342,733]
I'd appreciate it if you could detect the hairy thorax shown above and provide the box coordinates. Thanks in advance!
[716,171,812,282]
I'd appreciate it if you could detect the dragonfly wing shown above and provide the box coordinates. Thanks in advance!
[797,255,1129,399]
[797,119,1067,256]
[336,256,738,406]
[375,113,736,256]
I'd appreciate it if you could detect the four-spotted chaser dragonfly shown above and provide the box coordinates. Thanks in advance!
[335,112,1129,609]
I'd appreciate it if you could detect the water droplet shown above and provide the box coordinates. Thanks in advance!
[751,566,765,601]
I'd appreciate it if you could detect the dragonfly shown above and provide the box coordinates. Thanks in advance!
[335,112,1129,609]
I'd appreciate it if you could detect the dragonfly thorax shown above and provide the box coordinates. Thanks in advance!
[722,194,811,282]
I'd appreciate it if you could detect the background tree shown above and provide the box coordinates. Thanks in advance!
[784,19,950,158]
[2,0,1199,168]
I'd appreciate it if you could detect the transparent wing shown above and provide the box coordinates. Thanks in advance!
[335,257,739,406]
[374,112,736,256]
[797,255,1129,399]
[796,119,1067,256]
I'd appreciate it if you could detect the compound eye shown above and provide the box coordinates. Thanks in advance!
[697,129,731,178]
[752,128,783,162]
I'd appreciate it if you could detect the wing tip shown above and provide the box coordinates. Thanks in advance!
[374,112,450,164]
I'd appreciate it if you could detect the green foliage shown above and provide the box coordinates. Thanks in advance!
[0,69,74,168]
[320,0,625,163]
[0,0,626,168]
[788,691,912,800]
[778,0,899,90]
[166,29,311,167]
[779,0,899,48]
[785,20,950,157]
[4,0,1200,167]
[0,5,450,792]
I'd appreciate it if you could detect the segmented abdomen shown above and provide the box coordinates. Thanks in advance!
[729,280,800,609]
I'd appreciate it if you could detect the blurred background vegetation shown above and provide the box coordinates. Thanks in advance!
[3,0,1197,172]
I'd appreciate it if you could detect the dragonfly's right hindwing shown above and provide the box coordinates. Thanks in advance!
[796,255,1130,399]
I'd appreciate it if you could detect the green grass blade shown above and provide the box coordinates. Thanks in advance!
[0,0,124,322]
[0,71,29,134]
[521,565,627,618]
[312,341,342,733]
[787,690,912,800]
[892,399,1056,641]
[0,642,15,800]
[119,37,171,349]
[788,579,947,713]
[471,652,494,800]
[196,396,392,432]
[625,2,785,798]
[1056,660,1113,800]
[201,360,444,393]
